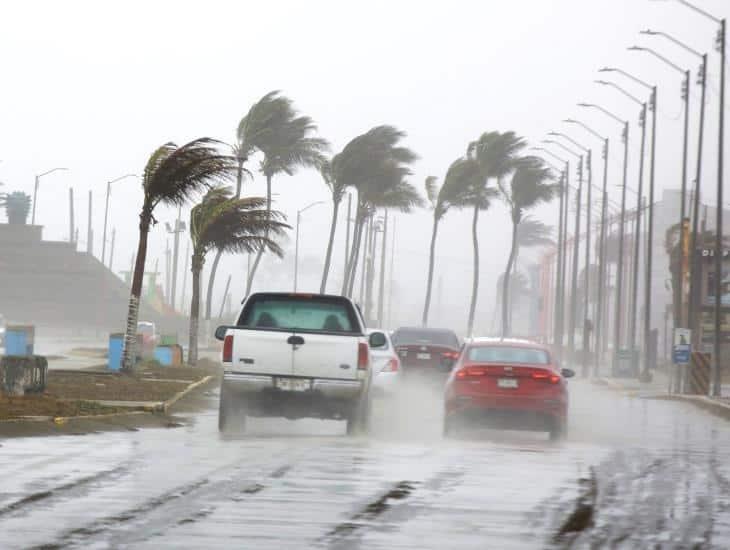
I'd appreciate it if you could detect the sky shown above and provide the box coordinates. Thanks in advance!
[1,0,729,335]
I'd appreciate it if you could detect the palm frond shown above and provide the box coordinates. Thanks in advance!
[145,138,237,209]
[516,216,554,248]
[425,176,439,207]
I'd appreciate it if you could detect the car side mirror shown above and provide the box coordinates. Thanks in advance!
[215,325,233,341]
[560,368,575,379]
[369,332,387,349]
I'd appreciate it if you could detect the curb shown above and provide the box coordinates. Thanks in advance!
[162,375,214,414]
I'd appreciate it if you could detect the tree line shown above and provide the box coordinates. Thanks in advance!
[118,91,558,371]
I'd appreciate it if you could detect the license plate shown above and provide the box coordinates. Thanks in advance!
[416,353,431,360]
[497,378,519,389]
[276,377,310,392]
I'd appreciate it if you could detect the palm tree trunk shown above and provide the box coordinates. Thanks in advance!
[467,205,480,337]
[502,218,519,338]
[246,172,272,296]
[188,253,203,366]
[121,206,152,373]
[422,214,440,327]
[320,198,340,293]
[206,157,245,318]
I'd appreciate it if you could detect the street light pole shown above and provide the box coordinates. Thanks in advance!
[550,133,593,377]
[580,104,630,375]
[544,140,583,366]
[596,80,648,378]
[601,67,658,381]
[294,201,325,292]
[102,174,137,266]
[532,147,569,360]
[32,167,69,226]
[565,119,610,376]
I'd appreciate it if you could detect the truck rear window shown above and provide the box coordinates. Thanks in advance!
[237,294,360,334]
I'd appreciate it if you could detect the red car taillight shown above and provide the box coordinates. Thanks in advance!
[532,371,560,384]
[383,358,399,372]
[358,342,369,370]
[222,335,233,363]
[455,366,487,379]
[441,351,460,361]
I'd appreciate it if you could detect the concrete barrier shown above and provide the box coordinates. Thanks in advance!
[1,355,48,396]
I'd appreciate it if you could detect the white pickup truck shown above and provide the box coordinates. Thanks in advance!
[215,292,384,435]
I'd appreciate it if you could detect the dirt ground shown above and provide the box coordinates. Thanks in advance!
[0,359,221,421]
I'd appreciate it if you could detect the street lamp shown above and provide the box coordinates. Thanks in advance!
[550,132,594,377]
[532,147,568,356]
[294,201,325,291]
[578,102,630,376]
[165,209,186,310]
[630,45,692,333]
[544,139,584,367]
[595,79,648,379]
[641,29,709,359]
[102,174,137,266]
[565,119,610,371]
[655,0,725,397]
[600,66,658,381]
[32,167,69,225]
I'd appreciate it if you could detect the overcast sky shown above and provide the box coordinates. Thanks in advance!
[1,0,728,334]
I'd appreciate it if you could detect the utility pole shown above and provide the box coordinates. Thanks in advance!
[388,216,396,329]
[344,193,352,281]
[171,208,182,310]
[377,210,388,326]
[109,228,116,274]
[713,18,726,397]
[569,157,583,365]
[642,85,658,382]
[554,169,567,355]
[87,190,93,256]
[68,187,74,245]
[614,122,630,374]
[629,104,648,377]
[218,275,232,319]
[582,150,592,377]
[181,240,190,315]
[165,238,171,306]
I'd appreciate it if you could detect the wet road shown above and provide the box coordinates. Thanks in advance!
[1,381,730,549]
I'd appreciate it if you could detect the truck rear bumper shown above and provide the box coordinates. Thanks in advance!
[222,372,364,420]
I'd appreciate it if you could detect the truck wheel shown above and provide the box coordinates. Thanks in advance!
[346,400,370,437]
[549,419,566,442]
[218,385,246,434]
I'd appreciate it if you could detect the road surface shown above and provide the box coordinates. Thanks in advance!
[1,380,729,549]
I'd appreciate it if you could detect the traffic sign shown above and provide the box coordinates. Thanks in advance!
[672,328,691,365]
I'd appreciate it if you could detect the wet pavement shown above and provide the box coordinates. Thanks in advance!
[1,380,729,549]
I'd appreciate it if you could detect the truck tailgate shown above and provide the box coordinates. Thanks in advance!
[231,329,293,375]
[292,333,360,380]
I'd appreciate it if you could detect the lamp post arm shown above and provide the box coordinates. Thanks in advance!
[644,30,704,59]
[677,0,722,23]
[543,140,582,160]
[549,132,589,153]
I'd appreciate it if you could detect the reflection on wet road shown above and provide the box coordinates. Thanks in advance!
[1,381,730,549]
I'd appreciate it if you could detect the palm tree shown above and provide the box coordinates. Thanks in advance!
[462,131,527,336]
[189,186,288,364]
[338,126,420,297]
[121,138,237,372]
[449,156,497,336]
[319,158,347,293]
[498,156,557,337]
[422,164,473,326]
[243,92,329,296]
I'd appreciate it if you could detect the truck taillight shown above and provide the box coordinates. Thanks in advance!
[358,342,369,370]
[223,335,233,363]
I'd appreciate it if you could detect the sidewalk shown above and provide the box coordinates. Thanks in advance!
[593,368,730,419]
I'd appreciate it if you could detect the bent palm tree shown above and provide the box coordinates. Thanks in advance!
[422,164,473,326]
[338,126,419,297]
[243,92,329,296]
[319,158,347,293]
[121,138,237,372]
[463,131,527,336]
[189,186,288,364]
[498,156,557,337]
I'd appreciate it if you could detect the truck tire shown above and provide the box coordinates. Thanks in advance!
[218,384,246,434]
[346,399,371,436]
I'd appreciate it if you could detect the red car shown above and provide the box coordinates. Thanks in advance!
[443,338,574,440]
[391,327,461,379]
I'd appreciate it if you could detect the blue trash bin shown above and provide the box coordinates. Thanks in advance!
[6,326,34,356]
[108,333,124,371]
[154,346,173,366]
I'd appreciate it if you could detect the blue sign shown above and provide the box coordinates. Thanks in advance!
[672,344,691,365]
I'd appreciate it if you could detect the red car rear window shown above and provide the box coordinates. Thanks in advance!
[467,346,550,365]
